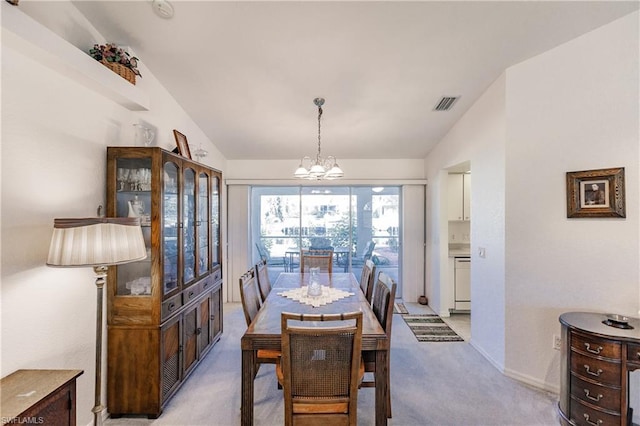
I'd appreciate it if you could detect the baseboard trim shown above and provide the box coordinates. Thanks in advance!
[469,340,560,395]
[503,367,560,395]
[469,339,505,373]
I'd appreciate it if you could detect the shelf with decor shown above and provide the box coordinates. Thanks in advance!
[106,147,222,418]
[1,1,149,111]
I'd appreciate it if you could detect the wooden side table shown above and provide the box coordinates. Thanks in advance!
[0,369,83,425]
[558,312,640,426]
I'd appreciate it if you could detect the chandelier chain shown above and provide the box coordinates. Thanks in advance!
[317,105,323,158]
[293,97,343,180]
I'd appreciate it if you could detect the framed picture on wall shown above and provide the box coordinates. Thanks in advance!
[566,167,625,218]
[173,129,192,159]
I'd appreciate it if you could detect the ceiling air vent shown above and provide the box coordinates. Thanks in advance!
[433,96,459,111]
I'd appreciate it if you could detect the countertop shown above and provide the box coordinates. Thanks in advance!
[449,244,470,257]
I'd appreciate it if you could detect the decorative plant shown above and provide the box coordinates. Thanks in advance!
[89,43,141,77]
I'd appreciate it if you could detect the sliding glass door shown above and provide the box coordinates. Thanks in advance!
[251,186,400,288]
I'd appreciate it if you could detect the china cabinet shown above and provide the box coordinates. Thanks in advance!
[105,147,222,418]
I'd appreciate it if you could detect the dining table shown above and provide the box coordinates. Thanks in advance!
[240,272,389,425]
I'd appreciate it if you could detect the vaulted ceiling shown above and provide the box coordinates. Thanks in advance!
[31,1,640,160]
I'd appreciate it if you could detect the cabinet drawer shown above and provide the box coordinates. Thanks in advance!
[570,398,620,426]
[162,294,183,320]
[627,343,640,366]
[183,284,199,304]
[211,268,222,283]
[201,275,214,293]
[570,351,621,386]
[570,375,621,413]
[571,332,621,359]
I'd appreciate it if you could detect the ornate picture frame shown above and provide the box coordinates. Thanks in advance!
[173,129,192,159]
[566,167,625,218]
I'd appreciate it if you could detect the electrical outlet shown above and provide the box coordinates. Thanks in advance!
[553,334,562,350]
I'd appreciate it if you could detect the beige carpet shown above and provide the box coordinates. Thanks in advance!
[104,302,559,426]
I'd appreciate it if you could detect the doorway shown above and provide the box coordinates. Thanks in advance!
[444,162,471,339]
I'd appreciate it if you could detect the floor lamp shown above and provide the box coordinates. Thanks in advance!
[47,217,147,426]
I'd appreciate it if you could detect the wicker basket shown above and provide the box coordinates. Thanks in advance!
[101,60,136,85]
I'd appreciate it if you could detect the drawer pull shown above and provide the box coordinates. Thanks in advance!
[188,291,195,299]
[583,414,603,426]
[168,302,176,311]
[584,343,603,355]
[584,389,602,402]
[583,365,603,377]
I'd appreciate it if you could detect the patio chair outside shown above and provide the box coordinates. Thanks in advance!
[256,241,287,269]
[351,241,376,267]
[309,237,333,251]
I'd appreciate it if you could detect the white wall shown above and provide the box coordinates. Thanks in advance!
[424,73,507,368]
[400,185,425,302]
[0,4,226,424]
[226,158,425,180]
[504,11,639,391]
[424,11,639,393]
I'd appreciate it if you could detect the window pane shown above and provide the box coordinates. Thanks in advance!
[300,187,350,250]
[251,186,400,288]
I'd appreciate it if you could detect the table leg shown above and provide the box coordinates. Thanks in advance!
[375,349,389,425]
[241,349,255,425]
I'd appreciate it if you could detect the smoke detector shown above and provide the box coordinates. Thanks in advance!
[152,0,174,19]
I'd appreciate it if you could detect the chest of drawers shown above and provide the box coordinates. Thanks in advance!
[0,369,83,425]
[559,312,640,426]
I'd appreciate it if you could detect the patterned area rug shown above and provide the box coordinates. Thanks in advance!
[402,314,465,342]
[393,302,409,315]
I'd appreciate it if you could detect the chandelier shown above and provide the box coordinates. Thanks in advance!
[294,98,344,180]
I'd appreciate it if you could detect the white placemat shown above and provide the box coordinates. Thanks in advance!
[277,286,355,308]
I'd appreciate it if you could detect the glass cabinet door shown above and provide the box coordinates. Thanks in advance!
[163,161,179,296]
[115,157,152,296]
[197,171,210,277]
[211,175,220,269]
[183,167,196,285]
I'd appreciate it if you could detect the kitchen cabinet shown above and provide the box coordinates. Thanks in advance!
[448,173,471,221]
[105,147,223,418]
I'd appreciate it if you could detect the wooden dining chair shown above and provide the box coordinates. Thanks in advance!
[300,248,334,273]
[277,311,363,426]
[358,259,376,304]
[360,271,396,418]
[239,268,280,374]
[254,259,272,303]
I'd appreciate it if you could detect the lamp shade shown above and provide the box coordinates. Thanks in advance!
[47,218,147,267]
